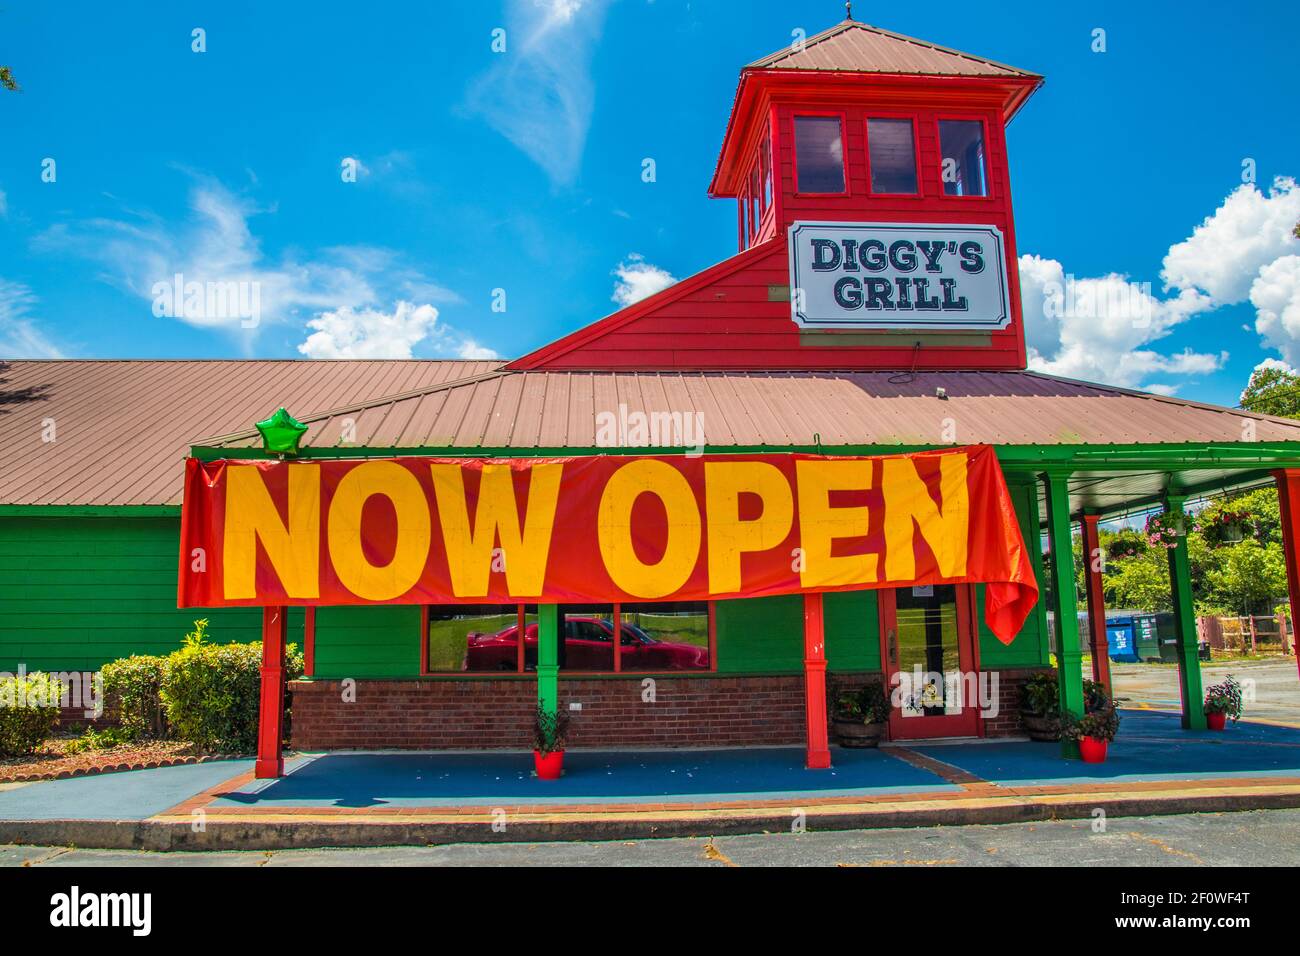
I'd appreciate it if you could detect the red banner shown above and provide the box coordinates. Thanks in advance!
[178,446,1038,643]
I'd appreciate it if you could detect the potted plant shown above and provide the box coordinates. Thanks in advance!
[1063,699,1120,763]
[1021,674,1109,742]
[532,704,571,779]
[830,682,889,748]
[1144,511,1183,549]
[1019,672,1062,741]
[1203,675,1243,730]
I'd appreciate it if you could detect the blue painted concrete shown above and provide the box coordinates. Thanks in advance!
[916,711,1300,787]
[0,759,256,821]
[2,711,1296,820]
[213,747,958,809]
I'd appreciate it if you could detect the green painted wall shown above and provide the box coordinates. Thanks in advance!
[0,515,284,671]
[977,479,1052,670]
[714,590,881,674]
[715,594,803,673]
[312,605,422,678]
[825,590,880,671]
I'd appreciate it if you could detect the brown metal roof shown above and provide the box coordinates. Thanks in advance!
[0,360,501,506]
[746,19,1039,79]
[199,368,1300,453]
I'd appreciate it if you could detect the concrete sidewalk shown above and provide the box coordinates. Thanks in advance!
[2,710,1300,850]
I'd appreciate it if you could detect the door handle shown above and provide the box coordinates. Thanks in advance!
[887,628,897,665]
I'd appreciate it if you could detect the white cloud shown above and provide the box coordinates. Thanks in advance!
[1162,177,1300,305]
[1019,254,1222,390]
[1250,255,1300,366]
[612,254,677,307]
[299,301,439,359]
[456,339,501,360]
[298,301,500,361]
[34,175,491,358]
[0,279,63,358]
[35,180,382,329]
[465,0,609,187]
[0,189,7,218]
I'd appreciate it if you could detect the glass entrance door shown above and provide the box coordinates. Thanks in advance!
[878,585,980,739]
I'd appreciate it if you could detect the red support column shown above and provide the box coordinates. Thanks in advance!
[802,592,831,769]
[256,606,287,779]
[1273,470,1300,680]
[1080,513,1112,692]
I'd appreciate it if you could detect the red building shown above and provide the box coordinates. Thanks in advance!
[5,18,1300,777]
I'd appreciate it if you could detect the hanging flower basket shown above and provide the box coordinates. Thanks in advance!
[1197,509,1253,547]
[1144,511,1183,549]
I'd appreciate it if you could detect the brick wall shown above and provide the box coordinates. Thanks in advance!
[981,667,1052,737]
[289,668,1045,749]
[289,675,811,750]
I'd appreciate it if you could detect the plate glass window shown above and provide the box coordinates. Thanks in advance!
[431,604,521,672]
[939,120,987,197]
[618,602,711,671]
[795,116,845,193]
[560,604,616,672]
[867,118,917,194]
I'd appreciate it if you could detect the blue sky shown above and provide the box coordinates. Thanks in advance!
[1,0,1298,408]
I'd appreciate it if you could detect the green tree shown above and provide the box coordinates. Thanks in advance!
[1204,538,1288,615]
[1107,545,1172,612]
[1240,363,1300,419]
[0,66,17,92]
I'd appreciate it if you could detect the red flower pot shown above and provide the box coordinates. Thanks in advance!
[1206,711,1227,731]
[1079,736,1109,763]
[533,749,564,780]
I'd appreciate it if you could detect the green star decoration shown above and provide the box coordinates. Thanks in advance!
[255,407,309,455]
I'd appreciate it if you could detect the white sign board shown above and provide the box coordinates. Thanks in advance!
[787,221,1011,331]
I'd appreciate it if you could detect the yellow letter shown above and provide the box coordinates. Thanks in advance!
[795,460,876,588]
[223,464,320,599]
[882,453,969,580]
[328,461,430,601]
[430,462,563,597]
[705,461,793,594]
[598,459,700,598]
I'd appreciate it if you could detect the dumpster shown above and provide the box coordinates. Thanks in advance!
[1105,620,1140,663]
[1132,613,1162,661]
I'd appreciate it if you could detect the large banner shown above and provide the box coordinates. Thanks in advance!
[178,446,1038,643]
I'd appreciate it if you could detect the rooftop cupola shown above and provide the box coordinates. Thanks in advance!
[709,18,1042,251]
[510,18,1043,373]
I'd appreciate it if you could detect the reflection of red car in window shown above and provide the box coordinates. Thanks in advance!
[464,617,708,672]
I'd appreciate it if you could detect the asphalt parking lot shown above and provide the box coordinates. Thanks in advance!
[1111,658,1300,726]
[3,809,1298,867]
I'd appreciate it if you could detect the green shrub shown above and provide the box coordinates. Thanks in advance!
[101,654,171,740]
[0,672,63,757]
[63,725,136,755]
[160,641,303,753]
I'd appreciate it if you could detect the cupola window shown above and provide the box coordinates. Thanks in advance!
[939,119,988,197]
[794,115,846,194]
[866,118,918,195]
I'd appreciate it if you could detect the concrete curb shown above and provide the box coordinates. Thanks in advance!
[5,787,1300,851]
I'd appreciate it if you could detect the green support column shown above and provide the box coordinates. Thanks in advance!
[537,604,559,716]
[1043,472,1085,758]
[1165,494,1206,730]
